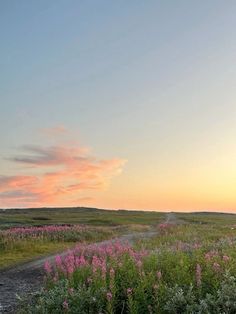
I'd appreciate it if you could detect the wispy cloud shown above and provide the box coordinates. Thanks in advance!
[0,137,126,207]
[41,125,68,137]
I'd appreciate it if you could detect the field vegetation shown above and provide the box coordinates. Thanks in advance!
[0,224,119,269]
[21,212,236,314]
[2,208,236,313]
[0,207,163,269]
[0,207,164,229]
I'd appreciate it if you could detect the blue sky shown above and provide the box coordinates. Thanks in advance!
[1,1,236,210]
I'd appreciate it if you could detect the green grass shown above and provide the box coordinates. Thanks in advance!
[0,241,74,269]
[0,207,164,229]
[0,224,122,269]
[135,222,236,251]
[176,212,236,225]
[0,207,165,269]
[1,208,236,273]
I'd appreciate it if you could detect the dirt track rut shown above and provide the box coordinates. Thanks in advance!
[0,228,159,313]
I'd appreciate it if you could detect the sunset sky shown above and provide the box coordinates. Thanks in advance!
[1,1,236,211]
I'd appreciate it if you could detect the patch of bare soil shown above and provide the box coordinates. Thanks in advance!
[0,263,42,313]
[165,212,185,225]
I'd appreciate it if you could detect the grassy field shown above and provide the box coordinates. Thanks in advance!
[0,207,164,269]
[0,207,164,229]
[177,212,236,225]
[2,208,236,313]
[17,210,236,314]
[0,224,119,269]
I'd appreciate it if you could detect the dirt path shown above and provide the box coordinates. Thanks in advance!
[165,212,185,224]
[0,229,158,313]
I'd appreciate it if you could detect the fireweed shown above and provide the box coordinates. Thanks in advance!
[24,223,236,313]
[0,225,115,250]
[25,243,236,314]
[0,224,119,269]
[2,225,91,243]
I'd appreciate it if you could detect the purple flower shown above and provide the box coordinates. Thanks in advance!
[63,300,69,310]
[106,291,112,301]
[44,261,52,274]
[223,255,230,262]
[127,288,133,295]
[213,262,221,272]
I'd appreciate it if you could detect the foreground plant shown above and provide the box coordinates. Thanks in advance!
[24,227,236,314]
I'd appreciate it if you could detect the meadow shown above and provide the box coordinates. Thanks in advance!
[2,208,236,313]
[0,207,164,229]
[0,207,163,269]
[0,224,118,269]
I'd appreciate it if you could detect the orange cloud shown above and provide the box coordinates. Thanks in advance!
[0,142,126,208]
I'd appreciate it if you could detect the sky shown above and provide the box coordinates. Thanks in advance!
[1,1,236,211]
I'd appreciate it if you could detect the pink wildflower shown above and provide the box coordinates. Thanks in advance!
[205,253,211,261]
[110,268,115,277]
[55,255,63,271]
[223,255,230,262]
[101,260,107,279]
[106,291,112,301]
[213,262,221,272]
[44,261,52,274]
[63,300,69,310]
[127,288,133,295]
[205,250,219,261]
